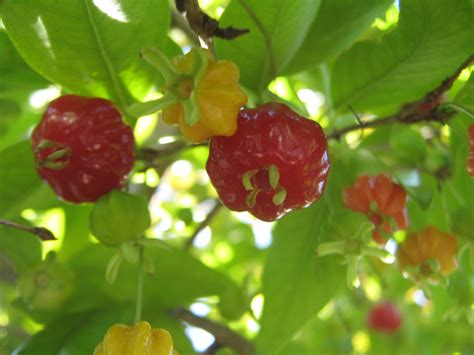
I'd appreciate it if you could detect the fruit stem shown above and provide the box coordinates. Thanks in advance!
[128,96,180,118]
[316,241,345,256]
[361,246,391,259]
[134,245,145,324]
[346,256,359,288]
[140,47,180,84]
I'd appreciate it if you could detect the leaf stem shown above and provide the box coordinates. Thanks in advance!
[140,47,180,83]
[134,246,145,324]
[128,96,179,117]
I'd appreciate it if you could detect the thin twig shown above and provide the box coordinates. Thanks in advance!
[0,219,56,241]
[176,0,248,40]
[328,54,474,140]
[201,341,222,355]
[185,202,222,250]
[175,308,254,355]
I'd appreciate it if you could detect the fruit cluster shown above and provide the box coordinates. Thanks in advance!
[33,48,330,223]
[343,174,409,244]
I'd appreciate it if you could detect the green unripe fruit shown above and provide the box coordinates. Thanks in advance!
[89,190,151,246]
[218,287,248,321]
[17,252,74,310]
[389,126,426,166]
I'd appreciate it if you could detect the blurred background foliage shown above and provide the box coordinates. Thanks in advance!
[0,0,473,354]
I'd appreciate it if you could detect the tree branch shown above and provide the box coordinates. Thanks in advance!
[0,219,56,241]
[185,201,222,250]
[176,0,249,40]
[175,308,254,355]
[328,54,474,140]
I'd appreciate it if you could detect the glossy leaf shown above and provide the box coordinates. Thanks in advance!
[0,221,42,272]
[2,0,170,110]
[256,199,345,354]
[285,0,392,74]
[0,30,48,93]
[0,141,57,218]
[216,0,321,92]
[70,243,243,308]
[331,0,473,114]
[17,307,193,355]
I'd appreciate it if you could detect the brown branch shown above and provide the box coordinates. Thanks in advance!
[200,341,222,355]
[175,308,254,355]
[176,0,249,40]
[185,201,222,250]
[328,54,474,140]
[0,219,56,241]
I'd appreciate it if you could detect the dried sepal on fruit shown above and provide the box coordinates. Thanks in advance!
[32,95,135,203]
[206,102,329,221]
[343,173,408,244]
[397,226,458,282]
[94,321,178,355]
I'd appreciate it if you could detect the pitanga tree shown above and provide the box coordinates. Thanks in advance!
[0,0,473,354]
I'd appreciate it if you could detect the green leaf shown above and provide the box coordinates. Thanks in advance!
[2,0,170,110]
[0,141,57,218]
[61,204,94,260]
[284,0,392,74]
[331,0,473,115]
[389,125,427,166]
[215,0,321,93]
[70,243,243,308]
[255,200,345,354]
[0,220,42,272]
[17,306,193,355]
[16,308,130,354]
[0,30,49,93]
[446,73,474,232]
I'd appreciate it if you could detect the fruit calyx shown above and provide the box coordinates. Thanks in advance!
[128,47,209,126]
[242,164,287,208]
[35,139,72,170]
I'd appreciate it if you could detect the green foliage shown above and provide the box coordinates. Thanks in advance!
[0,0,473,354]
[216,0,321,91]
[331,0,473,115]
[285,0,393,74]
[256,200,345,353]
[2,0,170,110]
